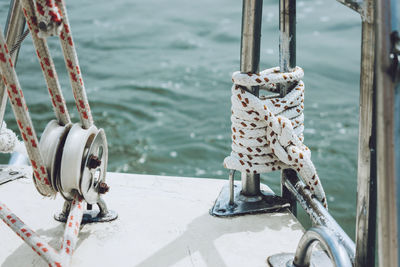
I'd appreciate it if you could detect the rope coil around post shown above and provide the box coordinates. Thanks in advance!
[224,66,327,208]
[0,121,25,154]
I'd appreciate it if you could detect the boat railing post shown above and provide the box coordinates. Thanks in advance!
[375,0,400,265]
[279,0,298,216]
[211,0,291,217]
[239,0,263,197]
[354,0,377,265]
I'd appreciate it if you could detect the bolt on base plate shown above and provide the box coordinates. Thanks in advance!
[210,182,290,217]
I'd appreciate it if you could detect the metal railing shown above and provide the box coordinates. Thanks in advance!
[227,0,395,266]
[293,227,352,267]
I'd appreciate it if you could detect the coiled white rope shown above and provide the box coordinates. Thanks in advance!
[224,66,327,208]
[0,121,26,154]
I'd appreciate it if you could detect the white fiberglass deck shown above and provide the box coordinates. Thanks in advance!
[0,166,304,267]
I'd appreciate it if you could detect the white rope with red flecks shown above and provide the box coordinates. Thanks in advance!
[0,0,95,265]
[0,193,84,267]
[0,121,26,154]
[0,30,55,196]
[55,0,94,129]
[34,0,63,38]
[223,66,327,208]
[21,0,71,126]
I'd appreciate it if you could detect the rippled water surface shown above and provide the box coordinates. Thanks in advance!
[0,1,361,238]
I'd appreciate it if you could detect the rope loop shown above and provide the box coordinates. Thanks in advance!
[224,66,327,208]
[34,0,63,38]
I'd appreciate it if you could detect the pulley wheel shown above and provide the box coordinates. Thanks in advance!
[39,120,71,193]
[59,123,97,201]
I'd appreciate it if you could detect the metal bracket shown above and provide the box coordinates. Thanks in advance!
[54,197,117,224]
[0,166,26,186]
[211,171,290,217]
[390,31,400,83]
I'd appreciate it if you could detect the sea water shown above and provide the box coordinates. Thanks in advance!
[0,0,360,239]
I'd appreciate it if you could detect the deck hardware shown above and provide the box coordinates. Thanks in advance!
[268,227,352,267]
[0,166,25,185]
[212,0,293,217]
[283,173,355,263]
[229,170,235,205]
[211,176,290,217]
[55,197,118,224]
[88,155,102,169]
[390,31,400,82]
[54,126,116,223]
[98,182,110,194]
[268,251,332,267]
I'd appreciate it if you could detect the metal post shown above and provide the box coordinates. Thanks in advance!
[0,0,26,128]
[279,0,296,92]
[211,0,291,216]
[354,0,377,266]
[375,0,400,264]
[240,0,263,196]
[279,0,298,215]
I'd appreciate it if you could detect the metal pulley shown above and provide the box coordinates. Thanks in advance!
[39,121,109,204]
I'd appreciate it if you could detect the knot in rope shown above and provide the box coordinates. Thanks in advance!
[0,121,25,154]
[34,0,63,38]
[224,66,327,208]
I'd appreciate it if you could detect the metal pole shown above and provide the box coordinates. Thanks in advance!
[375,0,399,264]
[279,0,298,215]
[0,0,26,128]
[240,0,263,196]
[354,0,377,266]
[279,0,296,87]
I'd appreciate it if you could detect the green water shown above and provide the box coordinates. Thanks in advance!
[1,1,361,239]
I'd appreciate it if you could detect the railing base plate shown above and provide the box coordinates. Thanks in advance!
[210,182,290,217]
[268,251,333,267]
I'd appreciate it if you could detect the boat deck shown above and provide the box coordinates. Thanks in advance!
[0,166,304,267]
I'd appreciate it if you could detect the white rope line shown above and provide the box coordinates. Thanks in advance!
[0,29,55,196]
[224,66,327,208]
[0,193,85,267]
[34,0,63,38]
[55,0,94,129]
[0,2,96,265]
[21,0,71,126]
